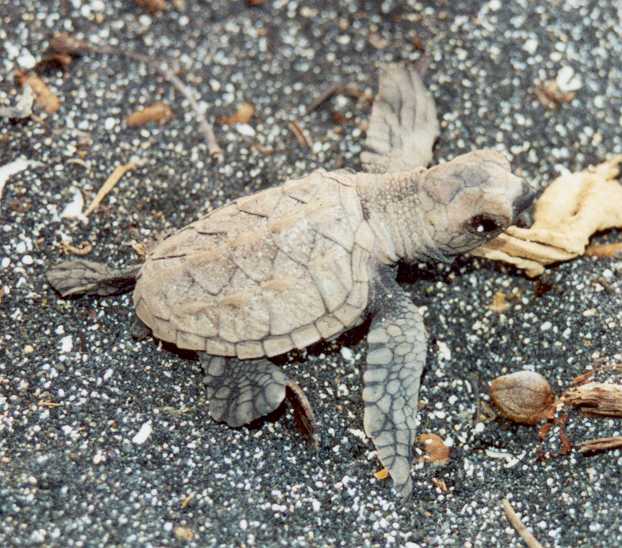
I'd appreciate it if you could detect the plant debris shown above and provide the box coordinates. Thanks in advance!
[417,433,450,464]
[490,371,556,425]
[48,33,223,161]
[501,498,544,548]
[15,70,60,113]
[217,102,255,125]
[84,161,143,217]
[288,120,313,150]
[60,240,93,256]
[135,0,167,13]
[126,102,174,127]
[577,436,622,455]
[373,468,390,480]
[473,156,622,276]
[585,242,622,257]
[562,382,622,417]
[0,85,34,119]
[534,79,575,109]
[487,291,510,313]
[306,82,372,114]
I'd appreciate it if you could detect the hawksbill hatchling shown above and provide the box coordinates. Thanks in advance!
[47,61,534,497]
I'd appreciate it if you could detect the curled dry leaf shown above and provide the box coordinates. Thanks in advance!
[15,70,60,114]
[562,382,622,417]
[218,102,255,125]
[473,156,622,276]
[490,371,556,425]
[126,102,173,127]
[577,436,622,454]
[417,433,450,464]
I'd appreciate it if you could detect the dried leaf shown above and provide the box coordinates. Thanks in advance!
[15,70,60,113]
[578,436,622,454]
[585,242,622,257]
[49,33,89,55]
[218,102,255,125]
[126,102,173,127]
[473,156,622,276]
[417,433,450,464]
[562,382,622,417]
[374,467,390,480]
[488,291,510,313]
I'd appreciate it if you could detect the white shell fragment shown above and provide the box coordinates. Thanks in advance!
[0,156,39,201]
[131,421,153,445]
[61,189,89,224]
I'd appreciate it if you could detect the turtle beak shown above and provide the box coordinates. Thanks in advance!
[512,183,537,223]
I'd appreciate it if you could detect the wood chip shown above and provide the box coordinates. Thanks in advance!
[84,161,141,217]
[487,291,510,313]
[501,498,544,548]
[374,467,390,480]
[15,70,61,114]
[126,102,173,127]
[217,102,255,125]
[585,242,622,257]
[571,370,594,385]
[562,382,622,417]
[577,436,622,454]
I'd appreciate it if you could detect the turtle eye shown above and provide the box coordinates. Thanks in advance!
[468,214,500,234]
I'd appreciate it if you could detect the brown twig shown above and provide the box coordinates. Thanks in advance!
[577,436,622,454]
[501,498,544,548]
[288,120,313,150]
[85,161,141,216]
[562,382,622,417]
[306,82,372,114]
[49,33,223,161]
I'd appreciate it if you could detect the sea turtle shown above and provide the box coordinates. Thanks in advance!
[47,62,534,497]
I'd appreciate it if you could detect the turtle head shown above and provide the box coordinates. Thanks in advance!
[418,149,535,261]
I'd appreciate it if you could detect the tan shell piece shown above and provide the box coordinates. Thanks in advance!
[133,169,375,358]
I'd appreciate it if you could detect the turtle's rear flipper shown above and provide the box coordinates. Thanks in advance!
[201,355,318,445]
[46,259,141,297]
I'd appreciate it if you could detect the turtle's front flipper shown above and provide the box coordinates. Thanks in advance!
[362,61,439,174]
[201,355,317,444]
[46,259,141,297]
[364,269,428,498]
